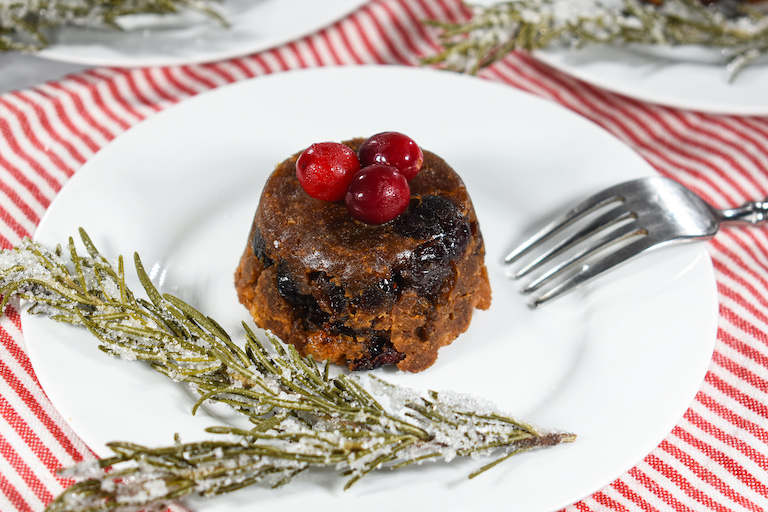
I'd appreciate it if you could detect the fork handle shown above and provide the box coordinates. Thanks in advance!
[721,199,768,225]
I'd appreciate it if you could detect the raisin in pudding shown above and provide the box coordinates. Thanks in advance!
[235,132,491,372]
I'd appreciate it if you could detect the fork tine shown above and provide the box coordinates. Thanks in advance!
[522,222,647,294]
[529,235,658,308]
[505,191,623,264]
[515,209,636,279]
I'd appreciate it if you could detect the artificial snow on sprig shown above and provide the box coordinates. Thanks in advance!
[425,0,768,80]
[0,230,575,512]
[0,0,225,52]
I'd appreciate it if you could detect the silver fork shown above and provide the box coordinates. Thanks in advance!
[505,176,768,308]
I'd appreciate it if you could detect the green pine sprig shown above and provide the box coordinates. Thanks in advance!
[425,0,768,80]
[0,0,227,52]
[0,229,575,512]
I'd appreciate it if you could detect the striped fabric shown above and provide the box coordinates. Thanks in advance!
[1,0,767,510]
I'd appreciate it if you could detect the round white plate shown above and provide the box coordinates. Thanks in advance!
[24,66,718,512]
[533,45,768,115]
[36,0,367,67]
[468,0,768,115]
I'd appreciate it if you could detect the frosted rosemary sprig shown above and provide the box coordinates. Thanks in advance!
[0,229,575,512]
[425,0,768,80]
[0,0,226,52]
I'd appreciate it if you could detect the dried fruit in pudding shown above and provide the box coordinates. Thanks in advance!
[235,137,491,372]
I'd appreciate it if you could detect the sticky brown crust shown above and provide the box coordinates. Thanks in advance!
[235,138,491,372]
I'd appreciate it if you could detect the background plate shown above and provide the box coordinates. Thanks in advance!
[37,0,368,67]
[470,0,768,115]
[24,66,718,512]
[534,45,768,115]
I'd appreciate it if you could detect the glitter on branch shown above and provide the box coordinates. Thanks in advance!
[424,0,768,80]
[0,229,575,512]
[0,0,226,52]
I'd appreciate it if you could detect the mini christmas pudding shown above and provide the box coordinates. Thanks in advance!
[235,133,491,372]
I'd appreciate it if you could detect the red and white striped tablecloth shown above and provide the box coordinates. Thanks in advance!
[1,1,767,511]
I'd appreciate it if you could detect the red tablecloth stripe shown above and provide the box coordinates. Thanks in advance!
[0,0,767,510]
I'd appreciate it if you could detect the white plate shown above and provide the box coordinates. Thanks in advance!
[465,0,768,115]
[24,66,718,512]
[36,0,367,67]
[533,45,768,115]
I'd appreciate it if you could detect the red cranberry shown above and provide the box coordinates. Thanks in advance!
[345,164,411,225]
[296,142,360,202]
[358,132,424,181]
